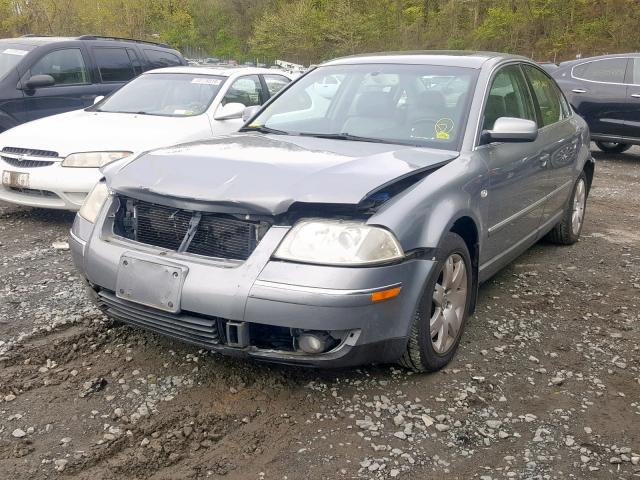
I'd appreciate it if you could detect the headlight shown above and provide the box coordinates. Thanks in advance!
[79,182,109,223]
[274,219,404,266]
[62,151,132,168]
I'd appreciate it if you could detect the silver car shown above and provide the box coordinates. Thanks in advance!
[70,52,594,371]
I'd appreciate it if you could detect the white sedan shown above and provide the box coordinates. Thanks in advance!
[0,66,291,210]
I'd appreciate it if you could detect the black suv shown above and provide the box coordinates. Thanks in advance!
[0,35,186,133]
[552,53,640,153]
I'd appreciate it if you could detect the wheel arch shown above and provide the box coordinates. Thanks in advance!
[446,215,480,314]
[583,157,595,193]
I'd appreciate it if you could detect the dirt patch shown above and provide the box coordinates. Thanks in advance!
[1,146,639,479]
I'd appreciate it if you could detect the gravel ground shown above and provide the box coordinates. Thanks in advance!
[0,146,639,479]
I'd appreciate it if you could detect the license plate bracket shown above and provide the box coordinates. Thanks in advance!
[2,171,29,188]
[115,254,187,313]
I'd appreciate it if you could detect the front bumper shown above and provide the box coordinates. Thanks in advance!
[0,159,101,210]
[70,202,435,367]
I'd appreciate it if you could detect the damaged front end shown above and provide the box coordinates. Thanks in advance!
[72,139,452,366]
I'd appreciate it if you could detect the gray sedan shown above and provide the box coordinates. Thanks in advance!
[70,51,594,371]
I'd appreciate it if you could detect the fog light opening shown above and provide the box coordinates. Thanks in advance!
[297,331,332,354]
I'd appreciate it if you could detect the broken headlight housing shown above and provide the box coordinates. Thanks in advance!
[79,181,110,223]
[274,219,404,266]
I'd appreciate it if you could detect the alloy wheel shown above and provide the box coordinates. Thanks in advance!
[572,178,586,235]
[430,253,468,354]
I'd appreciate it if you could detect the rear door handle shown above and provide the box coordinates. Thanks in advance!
[631,94,640,98]
[572,89,586,94]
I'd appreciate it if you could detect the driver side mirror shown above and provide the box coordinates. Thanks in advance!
[24,74,55,90]
[242,105,261,123]
[482,117,538,144]
[214,102,246,121]
[93,95,105,105]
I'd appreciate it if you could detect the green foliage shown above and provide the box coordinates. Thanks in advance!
[0,0,639,63]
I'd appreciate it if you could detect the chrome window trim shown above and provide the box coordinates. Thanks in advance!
[488,179,573,235]
[472,60,525,150]
[570,57,637,86]
[473,61,574,151]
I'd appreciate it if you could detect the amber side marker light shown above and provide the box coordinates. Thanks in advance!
[371,286,402,303]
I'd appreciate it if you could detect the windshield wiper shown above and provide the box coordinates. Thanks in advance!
[239,124,289,135]
[295,132,403,145]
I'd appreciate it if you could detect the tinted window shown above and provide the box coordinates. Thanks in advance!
[222,75,264,107]
[483,65,535,130]
[93,47,134,82]
[572,58,627,83]
[144,49,182,68]
[30,48,89,85]
[127,48,142,76]
[523,65,563,127]
[263,74,290,96]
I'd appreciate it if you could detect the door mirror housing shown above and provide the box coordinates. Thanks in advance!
[483,117,538,143]
[214,102,246,120]
[242,105,261,123]
[24,74,55,90]
[93,95,105,105]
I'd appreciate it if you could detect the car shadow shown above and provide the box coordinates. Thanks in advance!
[0,202,76,225]
[591,146,640,163]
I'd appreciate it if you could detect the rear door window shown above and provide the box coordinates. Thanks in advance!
[572,58,628,84]
[93,47,135,82]
[483,65,536,130]
[144,49,182,69]
[126,48,142,76]
[30,48,89,85]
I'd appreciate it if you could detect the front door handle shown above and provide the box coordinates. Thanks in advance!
[631,93,640,99]
[540,154,550,168]
[572,89,586,94]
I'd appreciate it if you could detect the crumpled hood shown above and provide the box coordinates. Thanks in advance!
[106,134,459,215]
[0,109,208,156]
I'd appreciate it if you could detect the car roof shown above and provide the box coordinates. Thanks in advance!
[0,35,174,49]
[558,52,640,67]
[321,50,529,69]
[143,66,287,77]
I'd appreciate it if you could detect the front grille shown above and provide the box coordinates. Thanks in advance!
[134,201,193,250]
[1,157,55,168]
[98,290,223,349]
[2,146,59,157]
[188,215,259,259]
[114,197,269,261]
[1,147,59,168]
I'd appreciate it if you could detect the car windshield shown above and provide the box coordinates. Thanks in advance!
[0,43,34,81]
[94,73,226,117]
[249,63,477,149]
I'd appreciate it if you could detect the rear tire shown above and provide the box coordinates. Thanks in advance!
[545,172,588,245]
[595,141,631,154]
[399,232,473,372]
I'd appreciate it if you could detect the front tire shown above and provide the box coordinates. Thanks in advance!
[399,232,473,372]
[545,172,588,245]
[595,141,631,154]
